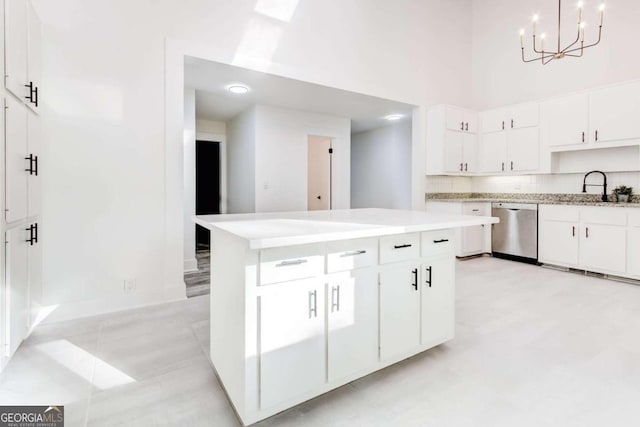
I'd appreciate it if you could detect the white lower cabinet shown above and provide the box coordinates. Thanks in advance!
[421,256,455,346]
[327,268,378,382]
[5,226,29,359]
[259,278,326,409]
[539,219,579,267]
[379,261,421,361]
[426,202,491,257]
[628,226,640,279]
[579,224,627,274]
[539,205,634,277]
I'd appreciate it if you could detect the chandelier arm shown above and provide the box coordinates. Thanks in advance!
[543,55,556,65]
[521,49,558,63]
[564,52,584,57]
[532,35,545,54]
[561,28,582,53]
[563,35,602,54]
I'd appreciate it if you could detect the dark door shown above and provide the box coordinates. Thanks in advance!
[196,140,221,247]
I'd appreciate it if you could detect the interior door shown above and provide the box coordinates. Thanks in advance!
[195,140,220,246]
[478,132,507,173]
[5,97,28,223]
[421,257,455,346]
[260,279,325,409]
[307,136,331,210]
[379,261,420,361]
[5,227,30,358]
[327,268,378,382]
[543,93,589,147]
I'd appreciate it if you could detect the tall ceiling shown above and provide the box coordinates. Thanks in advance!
[184,56,415,133]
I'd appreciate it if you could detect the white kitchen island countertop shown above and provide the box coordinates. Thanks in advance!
[194,208,499,249]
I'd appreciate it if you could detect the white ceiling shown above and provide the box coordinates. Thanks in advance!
[184,56,415,134]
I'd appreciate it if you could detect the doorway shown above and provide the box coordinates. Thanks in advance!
[307,136,333,211]
[195,140,221,247]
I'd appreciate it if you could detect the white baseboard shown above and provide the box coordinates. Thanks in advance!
[184,258,198,273]
[39,283,187,324]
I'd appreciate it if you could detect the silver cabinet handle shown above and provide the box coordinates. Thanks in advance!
[331,285,340,312]
[276,259,308,267]
[308,290,317,318]
[340,250,366,258]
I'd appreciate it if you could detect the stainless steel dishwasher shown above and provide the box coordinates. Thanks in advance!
[491,202,538,263]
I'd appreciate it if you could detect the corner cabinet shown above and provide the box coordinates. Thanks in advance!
[426,105,478,175]
[208,228,457,425]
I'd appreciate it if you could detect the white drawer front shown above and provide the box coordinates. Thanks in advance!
[421,229,455,257]
[581,207,627,226]
[379,233,420,264]
[463,203,489,216]
[629,211,640,227]
[327,238,378,273]
[260,244,325,285]
[540,205,579,222]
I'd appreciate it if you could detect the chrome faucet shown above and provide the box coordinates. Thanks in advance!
[582,170,608,202]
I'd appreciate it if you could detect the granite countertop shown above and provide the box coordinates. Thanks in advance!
[426,193,640,208]
[193,208,498,249]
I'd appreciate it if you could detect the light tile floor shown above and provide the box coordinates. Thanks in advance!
[2,257,640,426]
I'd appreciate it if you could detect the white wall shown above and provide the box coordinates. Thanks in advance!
[254,105,351,212]
[183,89,197,272]
[352,122,412,209]
[227,108,256,214]
[471,0,640,109]
[32,0,474,320]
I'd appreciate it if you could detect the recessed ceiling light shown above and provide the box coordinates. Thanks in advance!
[228,85,250,94]
[385,114,403,121]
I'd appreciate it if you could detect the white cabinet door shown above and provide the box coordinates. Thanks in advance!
[5,227,30,358]
[539,220,579,267]
[380,262,420,361]
[421,257,455,346]
[5,97,28,223]
[26,1,41,113]
[479,132,507,173]
[462,133,477,173]
[28,222,42,325]
[460,204,490,255]
[327,268,378,382]
[628,227,640,278]
[445,107,465,132]
[5,0,29,101]
[443,130,463,174]
[464,111,478,134]
[27,113,41,217]
[589,82,640,144]
[543,93,589,147]
[508,127,539,172]
[260,279,325,409]
[480,108,506,133]
[509,102,539,129]
[580,224,627,274]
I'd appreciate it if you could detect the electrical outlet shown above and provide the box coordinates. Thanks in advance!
[124,278,136,293]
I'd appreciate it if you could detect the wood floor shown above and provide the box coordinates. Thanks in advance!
[2,256,640,426]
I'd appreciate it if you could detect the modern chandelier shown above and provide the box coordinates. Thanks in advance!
[520,0,605,65]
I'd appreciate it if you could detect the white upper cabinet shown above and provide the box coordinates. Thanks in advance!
[5,0,40,112]
[543,93,589,147]
[480,103,538,133]
[427,105,478,175]
[478,132,507,173]
[589,82,640,144]
[508,128,540,172]
[5,0,28,102]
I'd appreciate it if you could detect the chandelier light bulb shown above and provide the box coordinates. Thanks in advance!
[577,1,584,8]
[540,33,546,39]
[532,14,539,22]
[520,28,525,36]
[599,3,606,11]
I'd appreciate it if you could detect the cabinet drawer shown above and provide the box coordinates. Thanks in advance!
[379,233,420,264]
[581,207,627,226]
[629,211,640,227]
[260,244,325,285]
[421,229,455,257]
[540,205,579,222]
[327,238,378,273]
[463,203,489,216]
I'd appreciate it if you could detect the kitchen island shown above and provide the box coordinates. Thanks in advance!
[193,208,498,425]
